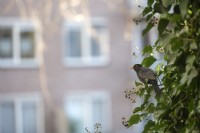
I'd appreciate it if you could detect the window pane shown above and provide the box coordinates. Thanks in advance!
[91,25,105,57]
[66,99,84,133]
[92,99,103,124]
[0,102,16,133]
[67,29,82,57]
[22,102,37,133]
[91,37,101,57]
[0,28,13,58]
[20,31,34,59]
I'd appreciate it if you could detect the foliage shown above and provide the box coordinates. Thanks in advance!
[126,0,200,132]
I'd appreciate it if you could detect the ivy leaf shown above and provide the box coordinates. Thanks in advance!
[128,114,141,127]
[146,103,155,113]
[162,0,174,8]
[186,55,196,66]
[142,120,155,133]
[154,2,166,13]
[146,14,154,22]
[148,0,154,6]
[187,68,198,85]
[154,109,166,119]
[142,45,153,55]
[133,106,142,113]
[142,56,156,67]
[170,14,182,23]
[158,19,169,35]
[142,22,154,36]
[170,37,183,51]
[179,0,189,17]
[142,7,152,16]
[190,42,198,50]
[135,81,143,87]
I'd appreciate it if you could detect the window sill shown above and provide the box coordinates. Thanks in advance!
[63,57,109,68]
[0,59,39,69]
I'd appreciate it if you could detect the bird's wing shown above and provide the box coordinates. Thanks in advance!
[138,67,157,80]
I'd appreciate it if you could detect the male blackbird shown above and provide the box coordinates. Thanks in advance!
[132,64,161,96]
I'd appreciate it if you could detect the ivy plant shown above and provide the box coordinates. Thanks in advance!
[124,0,200,132]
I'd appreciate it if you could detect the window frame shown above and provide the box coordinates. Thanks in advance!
[0,93,45,133]
[65,91,112,133]
[63,18,110,67]
[0,19,39,68]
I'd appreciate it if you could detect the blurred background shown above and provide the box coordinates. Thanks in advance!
[0,0,157,133]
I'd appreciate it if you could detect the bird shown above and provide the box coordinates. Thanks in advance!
[131,64,161,96]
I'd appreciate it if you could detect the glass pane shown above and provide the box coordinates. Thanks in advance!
[91,37,101,56]
[20,31,34,58]
[0,102,16,133]
[0,28,13,58]
[92,99,103,124]
[66,99,84,133]
[67,29,82,57]
[91,25,105,57]
[22,102,37,133]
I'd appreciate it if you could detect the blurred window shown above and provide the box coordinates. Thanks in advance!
[0,20,38,68]
[20,31,35,59]
[64,19,109,67]
[65,93,111,133]
[0,28,13,58]
[0,94,44,133]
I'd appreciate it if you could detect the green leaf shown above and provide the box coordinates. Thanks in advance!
[135,81,143,87]
[187,68,198,85]
[170,37,183,51]
[158,19,169,35]
[174,102,183,115]
[142,120,155,133]
[142,45,153,55]
[179,0,189,17]
[154,109,166,119]
[154,2,166,13]
[190,42,198,50]
[142,7,152,16]
[169,14,182,23]
[146,14,154,22]
[188,99,195,116]
[146,103,155,113]
[142,22,154,36]
[133,106,142,113]
[128,114,141,127]
[148,0,154,6]
[142,56,156,67]
[162,0,174,8]
[186,55,196,66]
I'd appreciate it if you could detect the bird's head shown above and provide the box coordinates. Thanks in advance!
[131,64,143,71]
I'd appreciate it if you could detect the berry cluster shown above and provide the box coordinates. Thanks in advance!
[150,16,159,25]
[122,117,129,128]
[124,89,136,103]
[85,123,102,133]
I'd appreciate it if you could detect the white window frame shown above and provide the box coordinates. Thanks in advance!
[0,18,40,68]
[0,93,45,133]
[65,91,112,133]
[63,18,110,67]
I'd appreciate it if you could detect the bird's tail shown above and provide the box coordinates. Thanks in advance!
[152,83,162,96]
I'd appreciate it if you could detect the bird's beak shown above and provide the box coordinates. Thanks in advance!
[130,66,134,69]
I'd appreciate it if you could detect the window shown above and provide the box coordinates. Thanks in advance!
[64,19,109,67]
[65,92,111,133]
[0,19,38,68]
[0,94,44,133]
